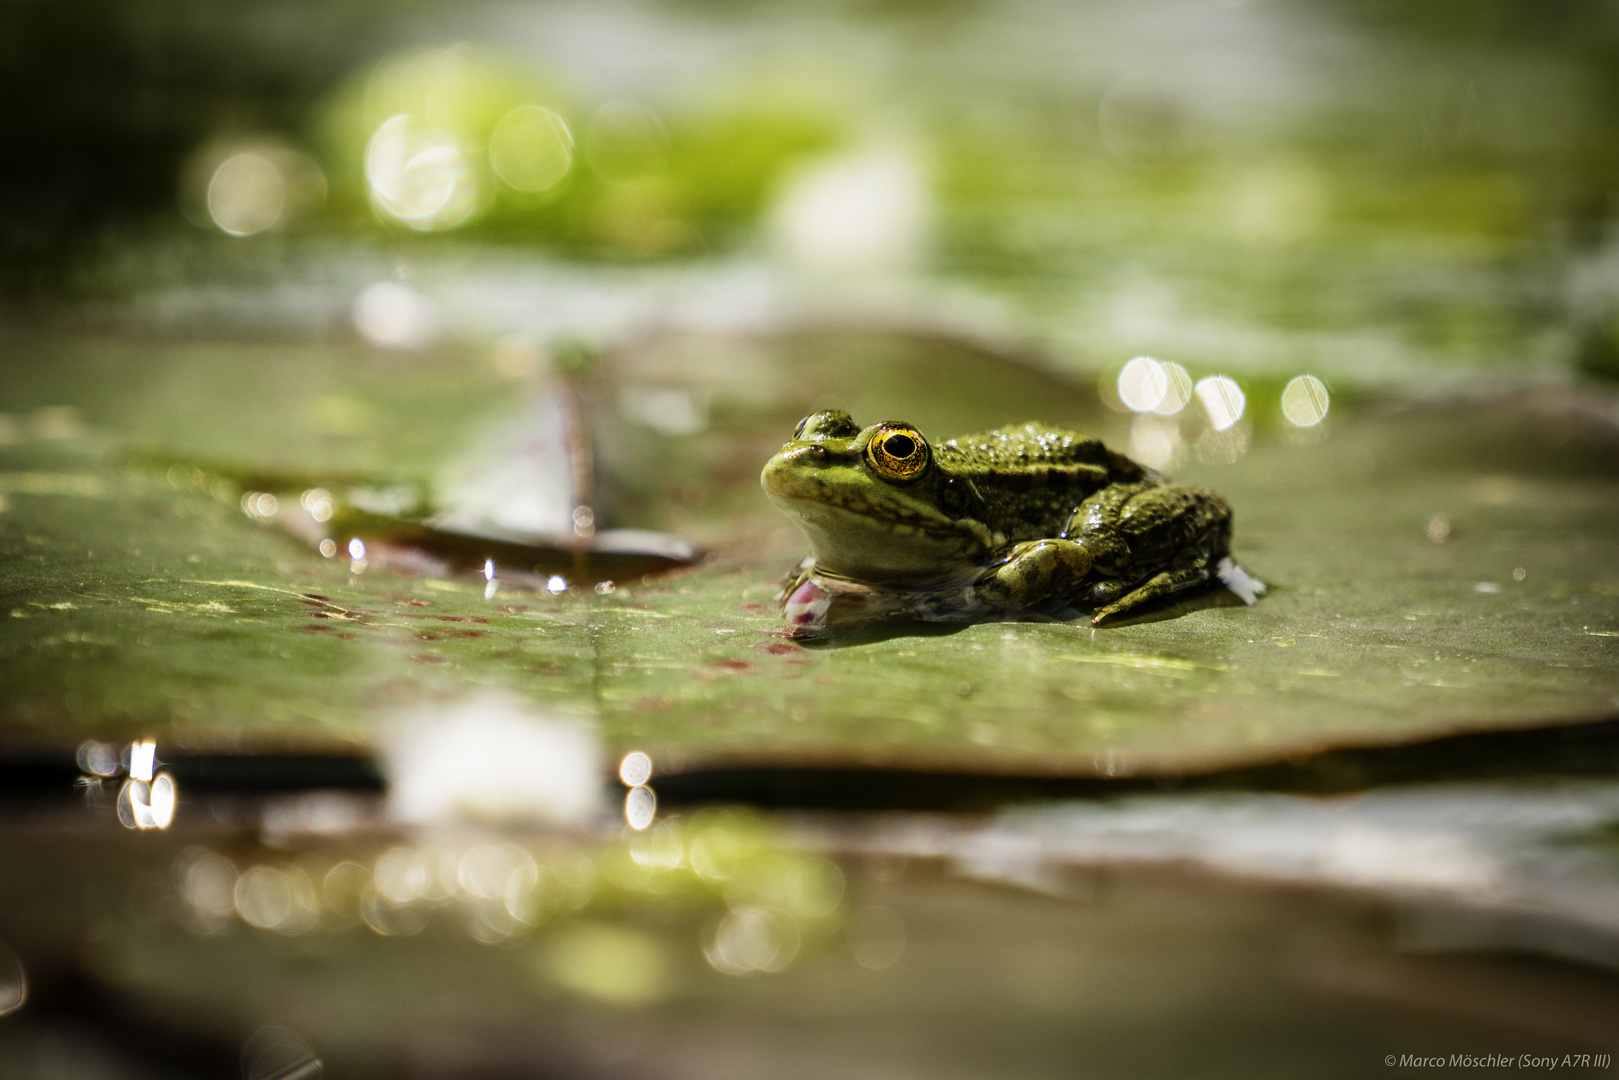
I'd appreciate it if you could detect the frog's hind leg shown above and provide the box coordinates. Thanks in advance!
[1090,557,1215,625]
[1088,510,1230,625]
[1090,564,1208,624]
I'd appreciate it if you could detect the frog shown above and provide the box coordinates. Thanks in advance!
[760,409,1261,631]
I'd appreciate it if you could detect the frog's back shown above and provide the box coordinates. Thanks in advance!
[936,422,1153,540]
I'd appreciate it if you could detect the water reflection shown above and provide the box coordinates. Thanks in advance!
[75,740,119,777]
[373,846,429,905]
[707,906,800,974]
[382,693,604,826]
[300,488,334,523]
[117,773,177,830]
[771,146,928,273]
[847,905,907,970]
[1194,422,1250,465]
[236,864,320,933]
[129,739,156,782]
[178,848,240,931]
[625,785,657,831]
[352,281,439,350]
[151,810,852,1003]
[1128,413,1181,471]
[242,1026,322,1080]
[546,923,669,1004]
[0,941,25,1016]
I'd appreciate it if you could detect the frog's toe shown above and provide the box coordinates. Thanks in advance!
[1215,557,1266,605]
[1088,563,1214,625]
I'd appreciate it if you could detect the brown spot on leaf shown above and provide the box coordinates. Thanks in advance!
[411,654,447,665]
[763,642,800,655]
[709,659,752,672]
[636,697,674,712]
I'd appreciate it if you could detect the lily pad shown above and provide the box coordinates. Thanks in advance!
[2,328,1617,777]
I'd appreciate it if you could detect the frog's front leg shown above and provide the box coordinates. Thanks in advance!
[777,555,816,604]
[974,539,1093,610]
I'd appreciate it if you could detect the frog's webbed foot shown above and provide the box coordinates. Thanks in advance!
[976,538,1093,610]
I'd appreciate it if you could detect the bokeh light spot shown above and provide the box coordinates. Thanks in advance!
[490,105,573,194]
[625,785,656,830]
[353,281,439,351]
[771,147,927,273]
[1281,374,1330,427]
[242,1027,322,1080]
[619,751,653,787]
[848,905,907,970]
[207,153,286,236]
[706,907,800,975]
[129,740,156,782]
[0,942,25,1016]
[366,114,479,231]
[1118,356,1166,413]
[1153,362,1193,415]
[1128,414,1181,471]
[1194,376,1247,431]
[584,102,667,183]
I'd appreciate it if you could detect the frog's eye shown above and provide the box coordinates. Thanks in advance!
[865,424,930,481]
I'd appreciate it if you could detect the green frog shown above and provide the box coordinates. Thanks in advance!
[760,410,1261,631]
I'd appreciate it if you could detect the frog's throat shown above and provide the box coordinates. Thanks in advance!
[766,492,997,583]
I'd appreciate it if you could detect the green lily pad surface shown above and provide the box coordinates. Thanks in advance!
[2,328,1616,776]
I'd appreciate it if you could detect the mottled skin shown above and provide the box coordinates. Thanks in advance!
[761,410,1233,624]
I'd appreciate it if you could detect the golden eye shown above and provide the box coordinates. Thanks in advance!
[865,424,930,481]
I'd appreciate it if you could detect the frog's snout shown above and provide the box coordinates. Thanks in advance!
[761,444,831,496]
